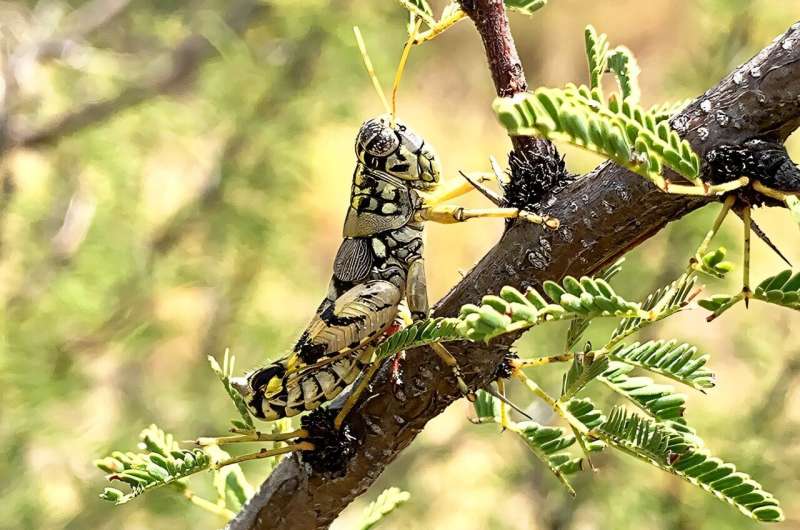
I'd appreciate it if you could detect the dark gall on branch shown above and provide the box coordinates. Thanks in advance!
[706,139,800,191]
[503,146,574,211]
[300,409,358,475]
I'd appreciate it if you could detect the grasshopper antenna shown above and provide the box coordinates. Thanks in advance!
[353,26,391,116]
[390,18,422,127]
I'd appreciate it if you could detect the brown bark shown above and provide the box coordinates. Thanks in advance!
[229,8,800,530]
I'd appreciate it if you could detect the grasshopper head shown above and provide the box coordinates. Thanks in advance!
[355,114,440,190]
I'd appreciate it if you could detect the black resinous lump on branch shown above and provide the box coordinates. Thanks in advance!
[504,142,574,211]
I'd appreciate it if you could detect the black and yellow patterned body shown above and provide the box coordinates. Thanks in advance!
[236,115,441,420]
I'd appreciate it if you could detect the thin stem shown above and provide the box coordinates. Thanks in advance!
[752,181,800,201]
[215,442,314,469]
[194,429,308,446]
[693,195,736,260]
[183,488,237,520]
[705,292,746,322]
[743,206,752,306]
[514,371,589,435]
[514,353,574,368]
[570,423,597,471]
[496,379,509,430]
[664,177,749,196]
[413,9,467,44]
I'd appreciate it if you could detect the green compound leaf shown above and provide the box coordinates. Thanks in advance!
[593,406,688,463]
[561,351,610,400]
[697,293,741,316]
[358,487,411,530]
[209,350,255,431]
[505,0,547,16]
[472,389,502,423]
[612,273,696,341]
[695,247,735,279]
[585,25,609,92]
[599,362,688,426]
[699,269,800,319]
[566,397,607,430]
[493,85,701,189]
[458,278,643,343]
[566,258,625,349]
[606,46,641,104]
[648,99,692,122]
[514,421,581,495]
[374,317,462,360]
[607,340,715,391]
[590,408,783,523]
[542,275,642,318]
[95,425,211,505]
[754,269,800,310]
[565,397,608,452]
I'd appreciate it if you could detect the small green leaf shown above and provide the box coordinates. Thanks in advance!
[504,0,547,15]
[396,0,435,25]
[606,46,641,104]
[358,487,411,530]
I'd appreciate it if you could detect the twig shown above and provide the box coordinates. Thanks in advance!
[459,0,549,156]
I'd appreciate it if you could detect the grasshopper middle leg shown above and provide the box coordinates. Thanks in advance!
[407,258,475,401]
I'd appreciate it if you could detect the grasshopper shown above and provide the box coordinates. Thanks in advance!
[216,25,557,462]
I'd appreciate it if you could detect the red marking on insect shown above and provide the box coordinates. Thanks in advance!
[391,351,405,386]
[384,322,402,337]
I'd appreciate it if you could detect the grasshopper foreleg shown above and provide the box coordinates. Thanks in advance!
[416,204,559,229]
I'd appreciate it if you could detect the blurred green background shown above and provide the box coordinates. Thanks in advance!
[1,1,799,529]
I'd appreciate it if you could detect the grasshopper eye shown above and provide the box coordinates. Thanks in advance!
[357,118,399,157]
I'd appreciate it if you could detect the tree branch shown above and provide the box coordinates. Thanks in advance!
[459,0,544,154]
[229,12,800,530]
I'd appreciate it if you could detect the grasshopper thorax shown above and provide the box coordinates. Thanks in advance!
[355,114,440,191]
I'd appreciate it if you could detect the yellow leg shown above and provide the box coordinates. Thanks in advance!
[334,359,382,430]
[743,206,752,307]
[413,9,467,45]
[514,354,574,369]
[497,379,510,431]
[214,441,313,469]
[193,429,308,447]
[417,204,559,229]
[661,177,750,196]
[752,181,800,202]
[430,342,475,401]
[692,195,736,263]
[419,173,494,207]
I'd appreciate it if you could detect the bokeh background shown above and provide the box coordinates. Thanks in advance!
[1,0,799,529]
